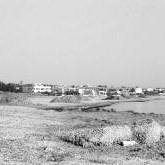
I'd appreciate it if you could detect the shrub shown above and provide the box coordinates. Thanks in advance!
[59,125,133,147]
[132,118,162,145]
[97,125,132,145]
[59,128,92,147]
[0,93,31,105]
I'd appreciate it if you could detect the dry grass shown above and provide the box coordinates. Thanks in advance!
[1,96,165,164]
[161,126,165,138]
[0,93,31,105]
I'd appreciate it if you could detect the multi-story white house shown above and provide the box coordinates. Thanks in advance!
[32,83,52,93]
[78,85,97,96]
[135,87,143,94]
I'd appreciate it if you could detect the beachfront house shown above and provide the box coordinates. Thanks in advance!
[147,88,154,92]
[21,83,52,93]
[32,83,52,93]
[51,85,63,96]
[135,87,143,95]
[78,85,97,96]
[96,85,108,96]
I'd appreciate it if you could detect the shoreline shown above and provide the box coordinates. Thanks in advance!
[23,95,165,112]
[1,94,165,112]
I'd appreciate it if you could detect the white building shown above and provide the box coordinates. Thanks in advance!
[147,88,154,92]
[135,88,143,94]
[32,83,52,93]
[78,87,97,96]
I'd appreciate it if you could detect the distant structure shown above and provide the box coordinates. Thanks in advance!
[33,83,51,93]
[21,84,33,93]
[135,87,143,95]
[96,85,108,96]
[21,83,51,93]
[78,85,97,96]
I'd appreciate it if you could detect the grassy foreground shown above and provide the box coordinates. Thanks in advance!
[1,94,165,164]
[0,105,165,164]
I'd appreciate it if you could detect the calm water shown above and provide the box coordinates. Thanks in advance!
[110,98,165,114]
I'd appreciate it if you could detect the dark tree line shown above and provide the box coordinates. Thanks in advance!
[0,81,21,92]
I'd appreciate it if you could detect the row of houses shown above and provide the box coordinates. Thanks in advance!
[21,83,165,98]
[21,83,108,96]
[22,83,51,93]
[107,87,165,99]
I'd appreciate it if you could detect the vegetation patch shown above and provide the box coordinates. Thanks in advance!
[132,118,162,145]
[0,93,32,105]
[46,150,72,162]
[50,95,100,103]
[59,125,133,148]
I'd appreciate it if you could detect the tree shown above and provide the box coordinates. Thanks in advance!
[129,88,135,93]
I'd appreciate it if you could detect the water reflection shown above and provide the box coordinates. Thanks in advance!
[110,99,165,114]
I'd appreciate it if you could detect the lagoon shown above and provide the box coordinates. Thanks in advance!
[111,97,165,114]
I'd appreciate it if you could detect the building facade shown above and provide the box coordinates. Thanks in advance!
[32,83,51,93]
[22,83,52,93]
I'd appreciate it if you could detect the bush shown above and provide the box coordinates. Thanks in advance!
[97,125,132,145]
[59,125,133,147]
[0,93,31,105]
[132,118,162,145]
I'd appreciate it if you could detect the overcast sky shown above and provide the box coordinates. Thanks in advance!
[0,0,165,87]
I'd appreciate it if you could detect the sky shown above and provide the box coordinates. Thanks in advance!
[0,0,165,87]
